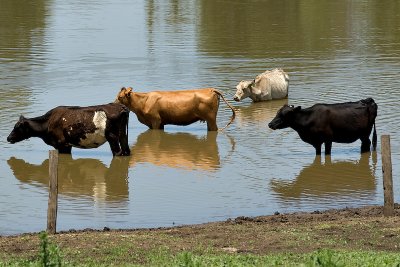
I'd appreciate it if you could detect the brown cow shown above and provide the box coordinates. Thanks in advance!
[115,87,235,131]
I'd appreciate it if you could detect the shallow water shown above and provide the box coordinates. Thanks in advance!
[0,0,399,235]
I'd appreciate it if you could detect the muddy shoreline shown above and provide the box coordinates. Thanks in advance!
[1,204,400,265]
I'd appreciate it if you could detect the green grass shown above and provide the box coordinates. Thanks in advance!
[2,218,400,267]
[2,246,400,267]
[151,250,400,267]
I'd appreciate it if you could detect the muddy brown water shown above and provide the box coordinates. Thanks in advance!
[0,0,399,235]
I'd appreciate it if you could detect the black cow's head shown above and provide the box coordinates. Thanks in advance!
[7,116,31,144]
[268,105,301,130]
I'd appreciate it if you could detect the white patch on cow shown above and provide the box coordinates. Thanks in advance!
[79,111,107,148]
[62,117,67,122]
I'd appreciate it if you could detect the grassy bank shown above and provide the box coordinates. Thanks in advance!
[1,206,400,266]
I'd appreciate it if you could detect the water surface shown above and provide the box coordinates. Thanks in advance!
[0,0,399,235]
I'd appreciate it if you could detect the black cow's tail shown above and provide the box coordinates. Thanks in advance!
[213,90,236,131]
[364,97,378,151]
[121,106,130,155]
[126,111,129,140]
[372,122,377,151]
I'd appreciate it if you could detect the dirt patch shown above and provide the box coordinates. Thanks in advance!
[1,205,400,264]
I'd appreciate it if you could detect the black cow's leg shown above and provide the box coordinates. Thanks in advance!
[118,117,130,156]
[58,146,72,154]
[325,141,332,155]
[314,144,322,155]
[360,137,371,153]
[106,131,122,156]
[119,135,130,156]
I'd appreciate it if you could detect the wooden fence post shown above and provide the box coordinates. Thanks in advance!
[381,135,394,217]
[47,150,59,234]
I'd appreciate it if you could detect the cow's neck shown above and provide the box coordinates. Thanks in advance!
[289,110,311,132]
[130,92,148,114]
[27,116,49,138]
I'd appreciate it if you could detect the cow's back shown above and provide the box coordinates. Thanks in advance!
[47,103,128,148]
[257,69,289,100]
[314,99,376,122]
[151,88,218,123]
[307,99,377,142]
[48,103,127,125]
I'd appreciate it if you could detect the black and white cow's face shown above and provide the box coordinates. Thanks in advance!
[233,80,253,102]
[7,116,31,144]
[268,105,301,130]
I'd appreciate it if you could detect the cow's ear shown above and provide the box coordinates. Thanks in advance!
[120,87,126,91]
[19,115,25,121]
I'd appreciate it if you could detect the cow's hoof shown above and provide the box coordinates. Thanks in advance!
[121,151,130,156]
[114,150,130,157]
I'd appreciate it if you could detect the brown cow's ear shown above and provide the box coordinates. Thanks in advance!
[120,87,125,91]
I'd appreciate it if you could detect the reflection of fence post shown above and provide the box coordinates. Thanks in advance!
[381,135,394,217]
[47,150,59,234]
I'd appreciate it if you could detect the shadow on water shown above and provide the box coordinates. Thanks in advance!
[234,99,288,127]
[7,155,130,203]
[270,152,377,199]
[130,130,224,171]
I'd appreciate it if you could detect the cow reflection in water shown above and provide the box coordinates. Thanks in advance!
[8,155,130,204]
[130,130,223,171]
[235,99,288,127]
[270,152,377,199]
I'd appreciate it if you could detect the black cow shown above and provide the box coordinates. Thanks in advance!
[7,103,130,156]
[268,98,377,155]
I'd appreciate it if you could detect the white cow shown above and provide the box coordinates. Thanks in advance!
[233,68,289,102]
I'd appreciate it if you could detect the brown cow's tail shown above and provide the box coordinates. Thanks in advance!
[213,89,236,131]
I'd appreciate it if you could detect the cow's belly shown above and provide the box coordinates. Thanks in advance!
[332,135,360,144]
[65,111,108,149]
[65,130,107,149]
[77,131,107,148]
[331,127,368,143]
[271,87,288,99]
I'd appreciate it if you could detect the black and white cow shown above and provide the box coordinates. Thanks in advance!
[268,98,378,155]
[7,103,130,156]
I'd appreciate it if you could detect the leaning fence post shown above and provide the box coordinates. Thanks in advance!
[47,150,59,234]
[381,135,394,217]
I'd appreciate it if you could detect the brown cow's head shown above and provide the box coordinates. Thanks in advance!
[115,87,133,107]
[233,80,253,102]
[268,105,301,130]
[7,116,31,144]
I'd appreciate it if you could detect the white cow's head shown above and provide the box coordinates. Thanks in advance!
[233,80,253,102]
